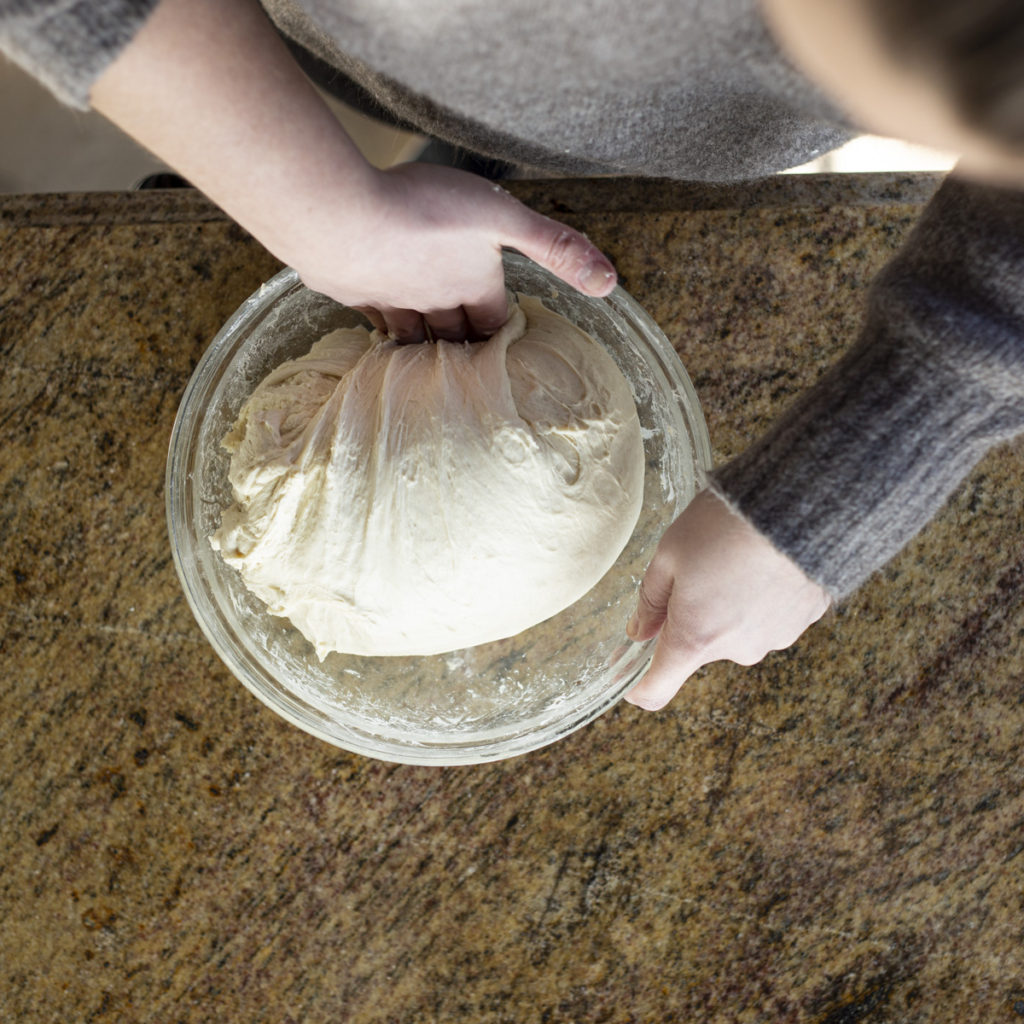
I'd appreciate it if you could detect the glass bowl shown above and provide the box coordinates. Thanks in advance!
[166,252,711,765]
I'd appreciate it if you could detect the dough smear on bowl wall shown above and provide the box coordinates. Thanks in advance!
[210,294,645,659]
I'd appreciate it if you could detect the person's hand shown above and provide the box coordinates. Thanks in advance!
[295,161,617,343]
[625,489,832,710]
[90,0,616,345]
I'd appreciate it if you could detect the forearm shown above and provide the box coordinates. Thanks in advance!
[90,0,379,266]
[711,173,1024,598]
[88,0,617,341]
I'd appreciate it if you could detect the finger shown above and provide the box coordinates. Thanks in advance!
[353,305,387,334]
[424,306,470,342]
[383,308,426,344]
[464,298,513,340]
[463,273,513,340]
[625,622,709,711]
[501,207,617,297]
[626,551,675,642]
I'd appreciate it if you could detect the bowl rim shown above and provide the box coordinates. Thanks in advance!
[166,256,712,764]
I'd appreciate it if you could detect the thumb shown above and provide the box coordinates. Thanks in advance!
[503,207,617,297]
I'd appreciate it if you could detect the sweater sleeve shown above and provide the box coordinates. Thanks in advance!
[0,0,160,108]
[709,174,1024,599]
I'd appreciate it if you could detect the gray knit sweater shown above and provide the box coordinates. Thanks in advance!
[5,0,1023,598]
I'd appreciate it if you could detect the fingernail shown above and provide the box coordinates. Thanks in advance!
[579,260,616,295]
[626,613,639,640]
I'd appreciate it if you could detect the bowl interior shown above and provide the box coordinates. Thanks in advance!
[167,253,711,764]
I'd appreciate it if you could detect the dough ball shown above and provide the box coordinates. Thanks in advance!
[211,295,644,658]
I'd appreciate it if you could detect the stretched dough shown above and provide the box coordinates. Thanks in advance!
[211,295,644,658]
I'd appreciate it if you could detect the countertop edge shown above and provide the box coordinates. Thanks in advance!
[0,172,946,229]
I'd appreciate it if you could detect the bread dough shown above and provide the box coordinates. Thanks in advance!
[211,295,644,659]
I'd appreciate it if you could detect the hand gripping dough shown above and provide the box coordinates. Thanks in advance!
[211,295,644,659]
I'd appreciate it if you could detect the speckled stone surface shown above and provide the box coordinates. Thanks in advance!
[4,176,1024,1023]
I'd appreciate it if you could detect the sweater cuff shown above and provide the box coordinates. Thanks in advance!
[0,0,160,108]
[709,322,1024,599]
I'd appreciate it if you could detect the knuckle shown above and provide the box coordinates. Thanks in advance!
[635,578,658,616]
[731,648,770,667]
[659,610,723,660]
[541,226,582,271]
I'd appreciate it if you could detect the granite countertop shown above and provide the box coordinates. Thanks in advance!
[3,176,1024,1023]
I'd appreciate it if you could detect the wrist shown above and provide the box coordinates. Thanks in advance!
[90,0,383,266]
